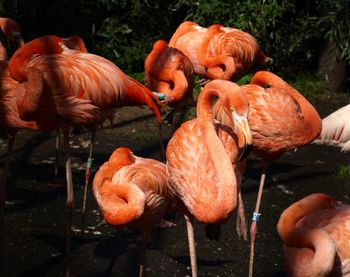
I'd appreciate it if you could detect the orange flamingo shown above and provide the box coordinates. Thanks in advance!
[0,17,26,189]
[169,21,208,78]
[93,147,174,277]
[213,71,322,276]
[313,104,350,152]
[166,80,252,276]
[144,39,195,124]
[169,21,271,82]
[5,34,162,275]
[277,193,350,277]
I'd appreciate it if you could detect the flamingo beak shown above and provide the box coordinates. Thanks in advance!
[233,113,253,161]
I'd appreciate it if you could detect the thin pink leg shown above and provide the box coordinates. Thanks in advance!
[248,169,266,277]
[80,130,96,236]
[63,127,74,277]
[236,191,247,240]
[54,130,60,181]
[184,214,198,277]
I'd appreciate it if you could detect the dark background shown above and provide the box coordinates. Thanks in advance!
[1,0,349,90]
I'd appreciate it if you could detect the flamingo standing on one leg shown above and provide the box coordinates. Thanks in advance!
[166,80,252,276]
[93,147,174,277]
[5,35,162,276]
[277,193,350,277]
[169,21,272,82]
[313,104,350,152]
[213,71,322,276]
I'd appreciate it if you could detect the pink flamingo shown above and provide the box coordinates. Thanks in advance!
[277,193,350,277]
[93,147,174,277]
[166,80,252,276]
[5,35,162,276]
[313,104,350,152]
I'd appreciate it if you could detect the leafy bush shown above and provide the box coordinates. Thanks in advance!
[2,0,349,77]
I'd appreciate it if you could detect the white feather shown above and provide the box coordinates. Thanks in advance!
[314,104,350,152]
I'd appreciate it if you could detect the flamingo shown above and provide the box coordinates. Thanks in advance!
[277,193,350,277]
[169,21,272,82]
[5,34,162,276]
[0,17,25,188]
[313,104,350,152]
[92,147,174,277]
[144,39,195,124]
[166,80,252,276]
[213,71,322,276]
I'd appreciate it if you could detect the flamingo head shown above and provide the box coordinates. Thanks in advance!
[108,147,136,170]
[227,87,253,159]
[62,35,88,53]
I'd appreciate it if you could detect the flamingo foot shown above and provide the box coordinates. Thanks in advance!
[159,219,176,228]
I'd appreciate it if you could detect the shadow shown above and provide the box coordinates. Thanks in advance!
[262,271,287,277]
[17,254,64,277]
[93,230,141,257]
[170,255,235,268]
[5,185,64,214]
[92,231,142,277]
[241,160,330,194]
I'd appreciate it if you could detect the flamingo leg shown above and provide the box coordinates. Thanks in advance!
[63,127,74,277]
[139,231,149,277]
[236,191,248,240]
[54,129,61,182]
[248,169,267,277]
[80,129,96,236]
[184,214,198,277]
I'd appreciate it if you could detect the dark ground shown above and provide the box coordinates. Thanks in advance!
[1,92,350,277]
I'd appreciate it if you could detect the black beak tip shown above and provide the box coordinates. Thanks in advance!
[239,144,253,161]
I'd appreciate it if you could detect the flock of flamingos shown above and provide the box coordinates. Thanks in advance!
[0,16,349,277]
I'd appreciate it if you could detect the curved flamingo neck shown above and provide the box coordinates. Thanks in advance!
[277,193,338,276]
[92,149,145,227]
[198,24,234,80]
[251,71,322,140]
[277,193,337,246]
[8,35,65,82]
[169,21,198,47]
[196,87,237,218]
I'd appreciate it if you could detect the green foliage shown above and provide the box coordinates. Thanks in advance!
[2,0,349,76]
[337,165,350,179]
[317,0,350,62]
[289,72,328,99]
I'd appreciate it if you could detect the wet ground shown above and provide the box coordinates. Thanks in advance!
[1,92,350,277]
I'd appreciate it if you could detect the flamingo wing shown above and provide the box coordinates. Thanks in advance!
[170,29,208,77]
[26,50,162,125]
[241,84,307,153]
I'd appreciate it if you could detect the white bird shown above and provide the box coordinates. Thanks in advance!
[314,104,350,152]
